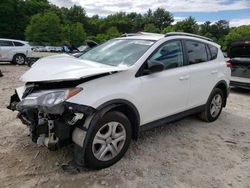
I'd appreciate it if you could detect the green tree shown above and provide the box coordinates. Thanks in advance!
[153,8,174,31]
[0,0,32,39]
[65,5,87,25]
[162,26,175,34]
[88,34,108,43]
[126,12,144,32]
[23,0,51,17]
[62,22,86,47]
[175,17,198,34]
[143,23,160,33]
[85,15,102,36]
[0,0,58,40]
[25,12,62,45]
[106,26,121,39]
[210,20,230,39]
[101,12,131,33]
[225,25,250,47]
[144,9,154,25]
[88,26,120,43]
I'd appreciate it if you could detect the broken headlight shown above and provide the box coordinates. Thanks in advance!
[17,88,82,114]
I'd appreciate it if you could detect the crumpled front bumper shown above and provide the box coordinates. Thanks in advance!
[7,89,96,149]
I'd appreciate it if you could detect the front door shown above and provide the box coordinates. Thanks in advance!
[137,40,190,124]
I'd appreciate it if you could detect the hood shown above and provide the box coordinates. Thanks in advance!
[21,54,129,82]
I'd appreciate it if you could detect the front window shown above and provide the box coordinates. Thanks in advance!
[79,39,154,66]
[149,40,184,70]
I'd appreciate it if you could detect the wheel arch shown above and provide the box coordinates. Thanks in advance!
[96,99,141,140]
[12,53,26,63]
[213,80,229,107]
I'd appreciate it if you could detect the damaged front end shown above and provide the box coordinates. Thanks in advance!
[7,85,95,150]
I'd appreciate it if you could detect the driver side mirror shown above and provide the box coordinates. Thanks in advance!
[147,60,164,74]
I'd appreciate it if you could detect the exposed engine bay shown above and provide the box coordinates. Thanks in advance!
[7,82,95,150]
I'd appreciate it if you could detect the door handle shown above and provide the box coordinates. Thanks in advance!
[179,75,189,81]
[179,76,185,80]
[211,70,218,74]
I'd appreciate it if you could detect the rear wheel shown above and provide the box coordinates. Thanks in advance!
[200,88,224,122]
[13,54,26,65]
[85,111,132,169]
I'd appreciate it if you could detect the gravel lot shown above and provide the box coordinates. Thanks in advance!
[0,60,250,188]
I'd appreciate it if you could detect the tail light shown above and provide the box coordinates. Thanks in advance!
[226,59,232,69]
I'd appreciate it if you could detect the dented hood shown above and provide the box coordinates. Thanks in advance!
[21,54,128,82]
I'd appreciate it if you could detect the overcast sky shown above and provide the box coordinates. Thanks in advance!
[48,0,250,27]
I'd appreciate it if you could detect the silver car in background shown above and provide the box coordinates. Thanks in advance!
[0,38,32,65]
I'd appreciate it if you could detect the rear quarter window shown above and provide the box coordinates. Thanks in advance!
[13,41,25,46]
[208,44,218,60]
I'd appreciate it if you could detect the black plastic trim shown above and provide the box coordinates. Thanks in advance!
[65,102,96,115]
[139,105,206,132]
[214,80,230,97]
[97,99,140,124]
[96,99,140,139]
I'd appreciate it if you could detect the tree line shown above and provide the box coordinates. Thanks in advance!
[0,0,250,49]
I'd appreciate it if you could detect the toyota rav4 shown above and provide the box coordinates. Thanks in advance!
[8,32,231,171]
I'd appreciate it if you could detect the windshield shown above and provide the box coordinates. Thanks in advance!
[79,39,154,66]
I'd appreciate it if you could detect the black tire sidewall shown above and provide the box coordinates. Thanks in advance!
[13,54,26,65]
[205,88,224,122]
[85,111,132,169]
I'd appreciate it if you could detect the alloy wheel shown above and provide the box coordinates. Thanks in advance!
[210,94,222,118]
[92,121,126,161]
[16,55,25,65]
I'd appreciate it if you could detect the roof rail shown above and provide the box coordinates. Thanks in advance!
[165,32,213,42]
[121,32,164,38]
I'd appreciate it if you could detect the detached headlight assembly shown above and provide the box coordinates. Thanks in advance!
[17,88,82,114]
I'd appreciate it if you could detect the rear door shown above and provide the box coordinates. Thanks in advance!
[0,40,14,61]
[184,40,220,108]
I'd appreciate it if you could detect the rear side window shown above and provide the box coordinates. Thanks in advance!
[0,40,14,47]
[186,40,208,64]
[208,44,218,60]
[13,41,24,46]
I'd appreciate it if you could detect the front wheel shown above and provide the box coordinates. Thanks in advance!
[85,111,132,169]
[200,88,224,122]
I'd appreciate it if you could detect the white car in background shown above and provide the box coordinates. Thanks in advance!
[0,38,32,65]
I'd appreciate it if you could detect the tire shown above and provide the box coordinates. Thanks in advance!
[13,54,26,65]
[200,88,224,122]
[85,111,132,169]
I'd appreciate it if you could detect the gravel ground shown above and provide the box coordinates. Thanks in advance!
[0,60,250,188]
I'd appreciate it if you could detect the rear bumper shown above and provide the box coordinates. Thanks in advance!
[230,76,250,89]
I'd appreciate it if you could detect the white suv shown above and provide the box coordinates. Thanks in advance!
[0,38,32,65]
[8,32,231,171]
